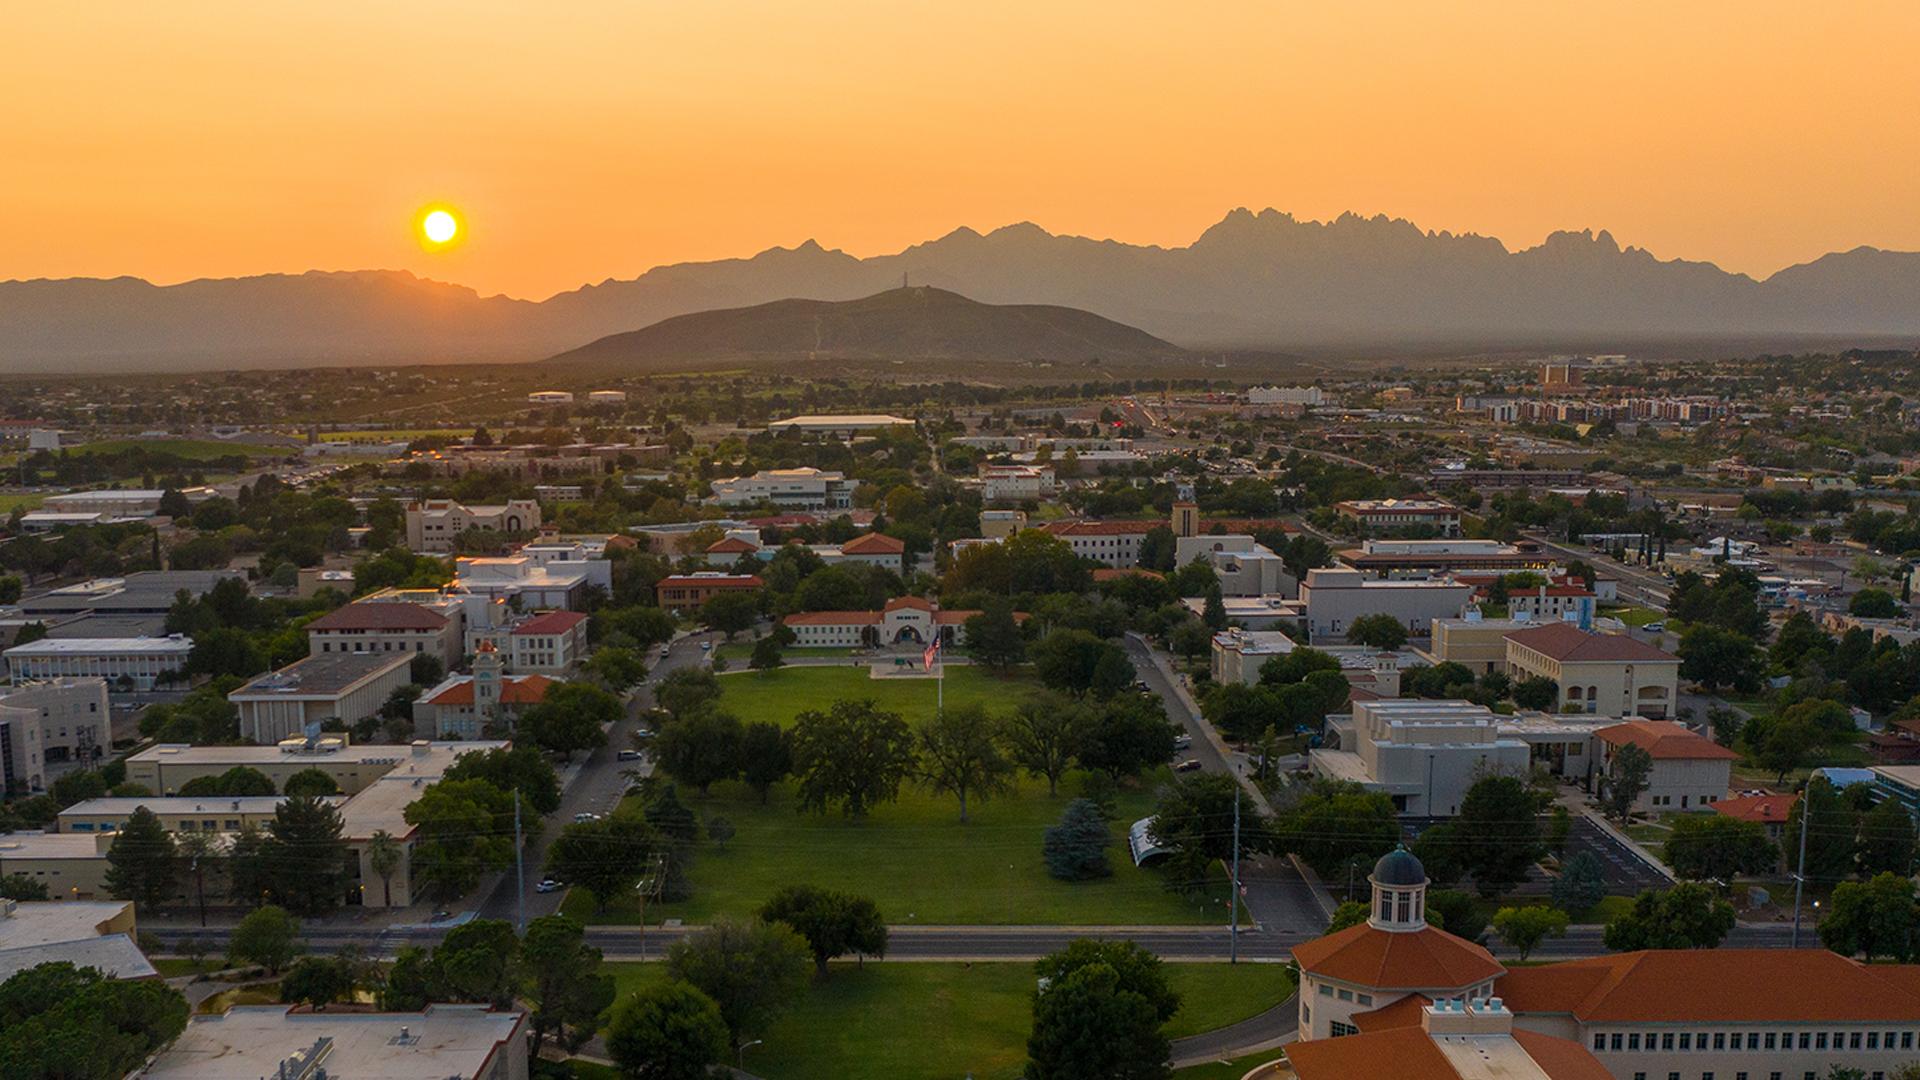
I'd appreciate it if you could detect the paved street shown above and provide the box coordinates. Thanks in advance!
[475,630,714,925]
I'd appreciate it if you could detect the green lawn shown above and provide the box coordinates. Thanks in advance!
[565,768,1233,925]
[714,663,1044,729]
[0,492,46,512]
[1604,605,1665,628]
[599,962,1293,1080]
[63,438,288,461]
[1175,1051,1288,1080]
[151,957,212,978]
[712,642,859,663]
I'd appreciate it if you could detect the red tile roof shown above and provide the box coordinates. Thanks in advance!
[425,674,558,706]
[306,602,448,632]
[1596,719,1739,761]
[1093,567,1164,582]
[1713,792,1797,825]
[658,574,762,588]
[510,610,588,635]
[882,595,934,613]
[1042,519,1162,536]
[1290,923,1504,991]
[840,532,905,554]
[1351,992,1429,1031]
[1504,621,1676,662]
[1287,1026,1608,1080]
[705,536,760,554]
[1496,949,1920,1023]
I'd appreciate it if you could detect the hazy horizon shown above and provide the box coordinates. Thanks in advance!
[5,1,1918,299]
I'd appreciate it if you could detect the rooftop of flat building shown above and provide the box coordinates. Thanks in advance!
[0,900,131,947]
[137,1004,525,1080]
[230,651,413,698]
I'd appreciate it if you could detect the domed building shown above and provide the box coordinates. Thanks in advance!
[1292,846,1505,1041]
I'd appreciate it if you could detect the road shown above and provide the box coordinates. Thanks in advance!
[474,631,715,925]
[1523,531,1672,609]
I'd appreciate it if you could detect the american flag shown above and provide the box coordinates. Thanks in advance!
[923,636,941,672]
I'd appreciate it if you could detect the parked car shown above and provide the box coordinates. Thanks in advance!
[617,749,643,761]
[1642,621,1665,633]
[572,812,601,823]
[700,640,712,652]
[535,879,562,894]
[1172,735,1193,751]
[1174,759,1203,772]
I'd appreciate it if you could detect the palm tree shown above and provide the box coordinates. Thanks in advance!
[366,830,401,909]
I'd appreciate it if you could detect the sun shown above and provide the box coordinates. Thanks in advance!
[416,205,462,249]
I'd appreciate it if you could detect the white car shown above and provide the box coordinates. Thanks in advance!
[535,879,562,894]
[572,812,601,823]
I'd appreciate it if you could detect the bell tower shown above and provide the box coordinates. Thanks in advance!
[1368,846,1429,932]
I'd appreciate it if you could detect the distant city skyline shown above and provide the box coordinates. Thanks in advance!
[4,1,1918,299]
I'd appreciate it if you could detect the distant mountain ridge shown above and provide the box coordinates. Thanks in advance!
[4,208,1919,371]
[546,286,1183,367]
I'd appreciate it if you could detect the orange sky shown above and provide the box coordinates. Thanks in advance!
[4,1,1918,300]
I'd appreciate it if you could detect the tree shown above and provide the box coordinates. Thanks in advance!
[105,806,177,910]
[1076,693,1177,780]
[523,914,617,1056]
[965,602,1029,670]
[643,785,701,902]
[404,779,515,902]
[1026,941,1178,1080]
[1677,625,1763,694]
[655,667,722,719]
[0,963,188,1080]
[1600,743,1653,821]
[365,829,402,909]
[282,767,340,798]
[229,904,303,973]
[699,589,760,640]
[0,874,48,901]
[1044,798,1113,881]
[739,720,793,804]
[1006,694,1089,796]
[1201,583,1227,631]
[654,709,744,794]
[520,682,617,758]
[1511,676,1558,711]
[1426,889,1488,942]
[1755,715,1821,784]
[1326,900,1370,933]
[748,634,785,673]
[1152,771,1269,869]
[790,699,918,817]
[1665,814,1778,883]
[666,918,813,1051]
[260,794,352,916]
[1850,587,1902,618]
[606,980,731,1080]
[1168,619,1213,664]
[1603,882,1735,951]
[1346,613,1408,650]
[582,645,646,692]
[1789,777,1861,888]
[1819,872,1920,962]
[1032,629,1132,697]
[1452,774,1544,896]
[546,815,658,912]
[279,955,352,1010]
[49,768,108,808]
[437,919,523,1008]
[1492,905,1568,960]
[918,704,1014,823]
[1550,851,1607,916]
[443,744,563,815]
[759,885,889,978]
[0,575,20,605]
[707,815,735,848]
[1857,797,1918,878]
[179,765,277,797]
[1274,781,1399,881]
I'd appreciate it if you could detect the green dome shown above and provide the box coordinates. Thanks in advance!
[1372,846,1426,887]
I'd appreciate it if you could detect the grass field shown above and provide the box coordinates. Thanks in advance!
[712,663,1042,728]
[599,962,1293,1080]
[0,493,46,512]
[316,428,464,442]
[711,642,857,663]
[565,767,1231,925]
[1174,1051,1287,1079]
[1603,605,1665,627]
[63,438,289,461]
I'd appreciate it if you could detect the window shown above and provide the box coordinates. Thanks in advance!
[1764,1033,1776,1050]
[1868,1032,1880,1050]
[1612,1034,1624,1051]
[1356,994,1372,1007]
[1680,1034,1692,1050]
[1328,1021,1358,1037]
[1851,1032,1863,1049]
[1662,1033,1675,1050]
[1714,1034,1725,1050]
[1318,984,1332,997]
[1337,988,1352,1002]
[1594,1034,1606,1050]
[1629,1034,1641,1051]
[1816,1033,1827,1050]
[1798,1033,1810,1050]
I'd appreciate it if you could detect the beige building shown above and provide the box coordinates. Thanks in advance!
[142,1004,528,1080]
[0,899,152,982]
[229,652,415,744]
[0,678,111,793]
[0,832,114,900]
[406,498,541,553]
[1595,719,1736,813]
[306,599,463,671]
[1298,568,1474,644]
[1503,622,1680,718]
[55,794,342,836]
[127,739,433,796]
[1426,615,1538,675]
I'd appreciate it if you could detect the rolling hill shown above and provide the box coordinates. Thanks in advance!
[544,287,1184,367]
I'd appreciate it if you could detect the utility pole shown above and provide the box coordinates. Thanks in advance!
[1791,796,1811,947]
[513,790,526,934]
[1229,788,1241,964]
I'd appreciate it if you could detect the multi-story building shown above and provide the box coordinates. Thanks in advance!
[0,899,152,981]
[413,645,558,739]
[1505,584,1597,628]
[405,498,541,553]
[1426,615,1540,675]
[1334,499,1463,538]
[452,552,609,611]
[1246,385,1324,406]
[2,636,192,691]
[17,570,242,620]
[1594,719,1735,812]
[228,652,415,744]
[0,679,111,793]
[1338,539,1553,576]
[38,487,214,518]
[709,467,854,510]
[1298,568,1474,643]
[1503,623,1680,718]
[1040,519,1160,566]
[980,464,1055,504]
[305,600,463,671]
[1312,700,1533,817]
[1174,534,1294,597]
[655,572,763,611]
[781,596,1022,648]
[766,414,914,439]
[464,609,587,674]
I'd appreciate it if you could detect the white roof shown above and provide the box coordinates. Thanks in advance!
[139,1004,524,1080]
[0,900,132,947]
[4,636,193,656]
[769,414,912,426]
[0,933,155,982]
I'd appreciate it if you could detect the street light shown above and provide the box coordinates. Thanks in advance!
[738,1039,763,1069]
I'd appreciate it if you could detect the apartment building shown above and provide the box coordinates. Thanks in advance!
[405,498,541,553]
[1334,499,1463,537]
[0,679,111,793]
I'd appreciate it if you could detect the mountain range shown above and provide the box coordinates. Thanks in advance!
[547,287,1182,368]
[4,208,1919,372]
